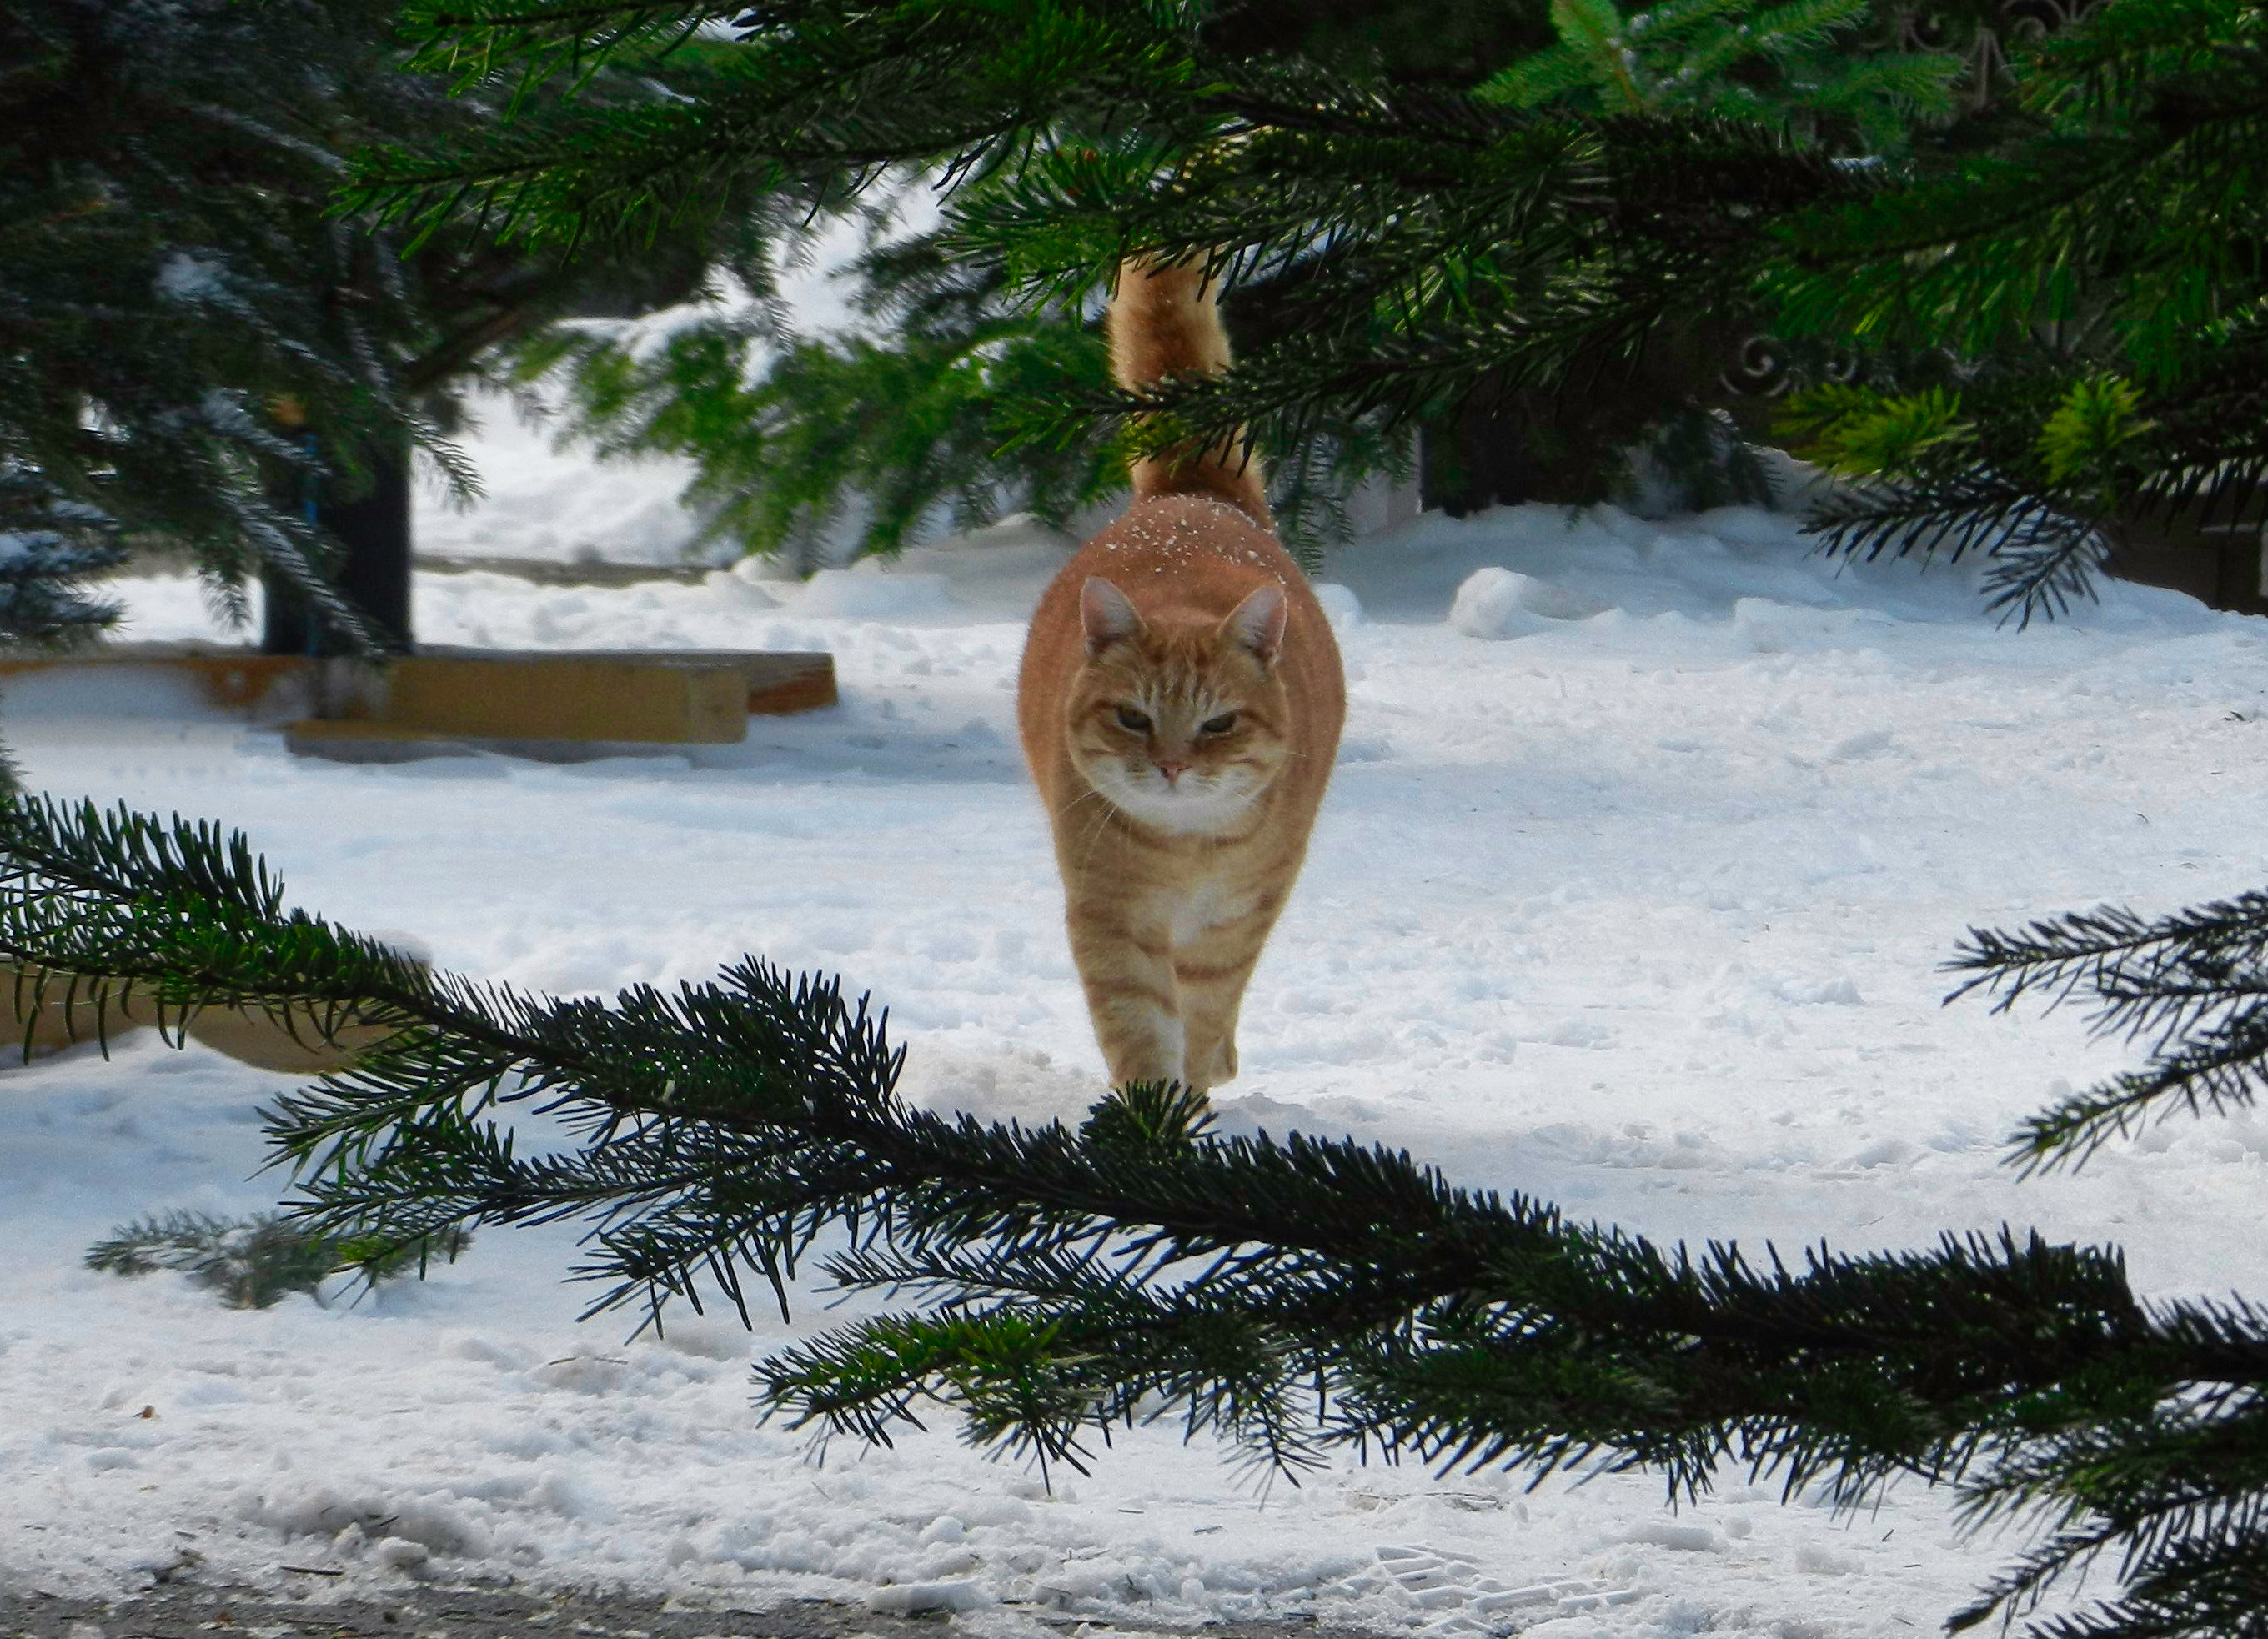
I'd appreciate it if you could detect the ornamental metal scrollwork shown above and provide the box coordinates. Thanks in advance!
[1899,0,2105,108]
[1717,336,1865,402]
[1714,0,2102,403]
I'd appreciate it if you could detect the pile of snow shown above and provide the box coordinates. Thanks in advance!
[7,454,2265,1638]
[1448,567,1611,638]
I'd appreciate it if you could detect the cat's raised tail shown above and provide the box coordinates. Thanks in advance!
[1107,257,1272,528]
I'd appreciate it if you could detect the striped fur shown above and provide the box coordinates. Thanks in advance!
[1016,259,1344,1093]
[1106,258,1272,525]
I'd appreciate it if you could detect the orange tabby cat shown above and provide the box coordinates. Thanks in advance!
[1016,258,1346,1093]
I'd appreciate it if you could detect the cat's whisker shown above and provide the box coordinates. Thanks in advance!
[1075,803,1116,869]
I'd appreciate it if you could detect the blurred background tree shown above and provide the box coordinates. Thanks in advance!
[0,0,753,666]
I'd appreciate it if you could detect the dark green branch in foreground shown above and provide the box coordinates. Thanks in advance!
[8,792,2268,1636]
[1950,890,2268,1175]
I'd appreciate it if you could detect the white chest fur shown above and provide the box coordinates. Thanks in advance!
[1169,878,1244,950]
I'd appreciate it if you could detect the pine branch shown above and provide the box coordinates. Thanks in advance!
[1951,891,2268,1172]
[400,3,733,91]
[1803,472,2110,629]
[0,478,124,649]
[353,3,1212,251]
[1765,4,2268,378]
[87,1208,470,1309]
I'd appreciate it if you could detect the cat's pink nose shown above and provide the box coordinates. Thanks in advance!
[1155,757,1191,783]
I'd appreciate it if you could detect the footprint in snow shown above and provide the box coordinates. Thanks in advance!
[1347,1543,1636,1635]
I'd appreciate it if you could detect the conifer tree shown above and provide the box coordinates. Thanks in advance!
[519,202,1131,571]
[0,0,483,649]
[1766,0,2268,621]
[461,0,1959,564]
[0,0,740,664]
[350,0,2256,619]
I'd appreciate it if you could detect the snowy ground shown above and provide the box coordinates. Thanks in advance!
[5,455,2266,1639]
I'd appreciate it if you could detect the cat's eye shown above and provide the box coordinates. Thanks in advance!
[1199,712,1238,735]
[1115,705,1153,734]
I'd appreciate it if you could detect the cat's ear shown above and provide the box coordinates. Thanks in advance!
[1081,577,1144,653]
[1220,582,1287,667]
